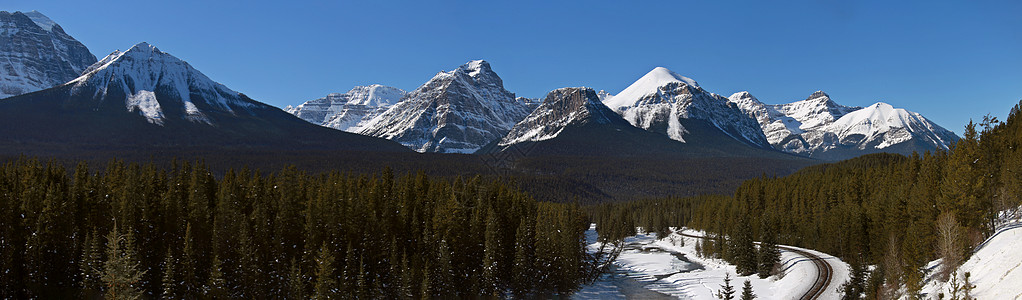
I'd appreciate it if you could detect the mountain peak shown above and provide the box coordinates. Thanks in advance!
[458,60,491,76]
[498,87,626,146]
[729,91,760,103]
[21,10,57,32]
[69,42,258,125]
[807,90,830,100]
[605,67,700,110]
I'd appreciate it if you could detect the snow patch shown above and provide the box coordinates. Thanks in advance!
[126,90,164,125]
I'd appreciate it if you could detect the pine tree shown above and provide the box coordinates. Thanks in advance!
[741,279,756,300]
[756,223,780,279]
[717,273,736,300]
[479,208,501,297]
[312,243,337,299]
[101,226,146,300]
[840,258,867,300]
[79,229,103,296]
[286,258,306,299]
[205,256,227,299]
[160,248,178,299]
[732,221,757,276]
[179,223,199,298]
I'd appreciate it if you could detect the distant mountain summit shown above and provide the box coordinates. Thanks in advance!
[729,90,958,160]
[359,60,533,153]
[0,42,409,154]
[67,42,262,125]
[286,84,406,132]
[497,87,632,147]
[603,67,772,148]
[0,10,97,98]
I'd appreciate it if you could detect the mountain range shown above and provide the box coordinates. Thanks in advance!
[0,11,959,164]
[0,41,409,156]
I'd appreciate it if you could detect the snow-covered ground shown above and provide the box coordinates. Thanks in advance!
[575,226,849,299]
[920,216,1022,299]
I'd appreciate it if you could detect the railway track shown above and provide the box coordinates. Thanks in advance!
[777,245,833,300]
[679,233,833,300]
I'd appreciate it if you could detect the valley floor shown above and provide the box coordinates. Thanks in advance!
[575,227,849,299]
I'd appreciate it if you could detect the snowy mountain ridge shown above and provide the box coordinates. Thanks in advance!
[69,42,265,125]
[0,10,97,99]
[286,84,406,132]
[603,67,771,148]
[728,90,958,159]
[498,87,624,146]
[359,60,532,153]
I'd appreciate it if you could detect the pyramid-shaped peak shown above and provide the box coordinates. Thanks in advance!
[729,91,758,101]
[644,67,700,88]
[807,90,830,100]
[604,67,700,109]
[124,42,161,55]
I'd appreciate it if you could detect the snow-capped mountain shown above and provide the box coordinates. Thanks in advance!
[728,91,958,160]
[603,67,771,148]
[0,41,409,153]
[498,87,630,146]
[0,11,97,98]
[68,42,265,125]
[360,60,532,153]
[286,84,406,132]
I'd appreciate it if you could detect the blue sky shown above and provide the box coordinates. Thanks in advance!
[6,0,1021,134]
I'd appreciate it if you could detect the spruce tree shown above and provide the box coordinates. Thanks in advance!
[286,258,306,299]
[717,273,736,300]
[741,279,756,300]
[160,248,177,299]
[732,221,757,276]
[79,229,103,296]
[101,226,146,300]
[756,223,780,279]
[312,244,337,299]
[205,256,227,299]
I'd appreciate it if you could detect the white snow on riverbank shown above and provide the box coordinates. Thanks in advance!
[575,226,849,299]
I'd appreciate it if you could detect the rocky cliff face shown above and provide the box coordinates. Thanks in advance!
[286,84,406,132]
[359,60,532,153]
[0,11,96,98]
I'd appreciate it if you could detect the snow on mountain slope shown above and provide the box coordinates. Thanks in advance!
[286,84,406,132]
[921,220,1022,299]
[68,42,266,125]
[359,60,532,153]
[603,67,771,148]
[831,102,957,150]
[498,87,626,146]
[0,11,97,98]
[729,91,958,159]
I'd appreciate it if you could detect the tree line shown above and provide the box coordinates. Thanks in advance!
[0,160,593,298]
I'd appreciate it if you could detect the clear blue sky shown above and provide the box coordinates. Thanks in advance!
[6,0,1021,134]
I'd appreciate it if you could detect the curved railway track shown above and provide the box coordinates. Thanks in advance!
[777,245,833,300]
[680,233,833,300]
